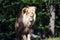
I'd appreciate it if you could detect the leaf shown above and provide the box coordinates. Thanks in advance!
[9,18,16,22]
[0,0,3,4]
[42,0,48,2]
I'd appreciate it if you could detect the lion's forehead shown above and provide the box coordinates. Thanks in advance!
[23,14,33,18]
[25,13,34,17]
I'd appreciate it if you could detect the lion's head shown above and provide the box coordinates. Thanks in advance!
[22,6,36,27]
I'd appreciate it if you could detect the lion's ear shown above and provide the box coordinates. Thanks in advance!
[22,8,28,14]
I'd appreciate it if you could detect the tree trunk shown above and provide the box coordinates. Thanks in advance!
[49,5,55,37]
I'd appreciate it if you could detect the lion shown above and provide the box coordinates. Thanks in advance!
[15,6,36,40]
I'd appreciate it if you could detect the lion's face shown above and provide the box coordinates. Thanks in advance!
[22,6,36,26]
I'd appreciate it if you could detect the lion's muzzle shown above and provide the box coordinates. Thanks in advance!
[29,16,33,22]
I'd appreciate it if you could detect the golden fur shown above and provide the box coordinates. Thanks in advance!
[15,6,36,40]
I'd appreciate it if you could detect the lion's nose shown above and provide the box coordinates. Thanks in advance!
[30,16,33,22]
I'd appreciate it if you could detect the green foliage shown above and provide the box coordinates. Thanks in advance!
[42,0,48,2]
[35,12,50,30]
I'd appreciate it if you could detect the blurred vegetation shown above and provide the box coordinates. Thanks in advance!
[0,0,60,40]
